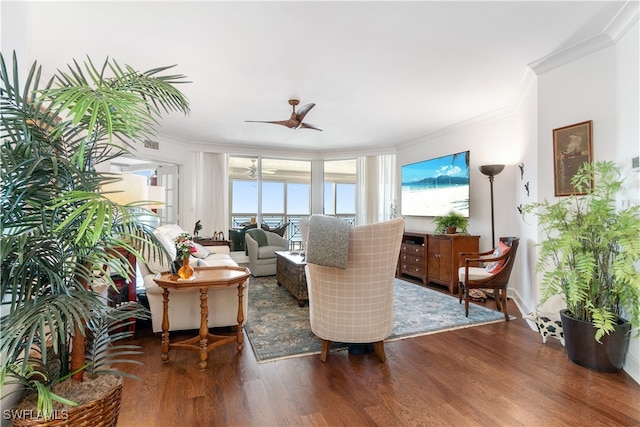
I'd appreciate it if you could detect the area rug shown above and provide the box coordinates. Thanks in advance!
[244,276,511,363]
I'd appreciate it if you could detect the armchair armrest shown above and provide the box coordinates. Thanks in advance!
[458,248,494,267]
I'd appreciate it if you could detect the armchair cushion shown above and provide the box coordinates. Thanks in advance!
[459,266,493,282]
[486,241,510,273]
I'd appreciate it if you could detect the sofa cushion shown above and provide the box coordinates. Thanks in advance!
[257,245,281,259]
[146,229,177,274]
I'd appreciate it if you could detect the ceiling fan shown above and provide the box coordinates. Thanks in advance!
[245,159,275,179]
[246,99,323,131]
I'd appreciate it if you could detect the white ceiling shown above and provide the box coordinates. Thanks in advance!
[6,1,633,156]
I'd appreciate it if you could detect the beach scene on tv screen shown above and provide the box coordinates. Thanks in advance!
[401,151,470,217]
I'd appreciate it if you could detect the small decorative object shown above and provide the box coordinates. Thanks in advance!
[518,162,525,180]
[194,220,202,237]
[517,204,523,214]
[524,181,530,197]
[389,200,399,219]
[434,211,468,234]
[175,232,197,279]
[178,257,194,280]
[552,120,593,196]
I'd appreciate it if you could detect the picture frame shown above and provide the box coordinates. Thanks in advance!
[552,120,593,196]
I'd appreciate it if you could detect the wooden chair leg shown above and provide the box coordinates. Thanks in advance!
[373,341,386,363]
[320,339,331,362]
[464,295,470,317]
[458,282,464,304]
[500,289,510,321]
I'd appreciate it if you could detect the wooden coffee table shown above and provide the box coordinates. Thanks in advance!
[275,251,308,306]
[153,265,250,370]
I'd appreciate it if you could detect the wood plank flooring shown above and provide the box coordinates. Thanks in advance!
[118,288,640,427]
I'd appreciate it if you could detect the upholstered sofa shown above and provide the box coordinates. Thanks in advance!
[245,228,289,277]
[138,224,249,333]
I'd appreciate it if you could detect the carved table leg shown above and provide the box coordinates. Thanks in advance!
[161,288,170,362]
[199,287,209,370]
[236,281,245,352]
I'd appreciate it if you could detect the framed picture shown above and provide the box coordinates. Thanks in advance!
[553,120,593,196]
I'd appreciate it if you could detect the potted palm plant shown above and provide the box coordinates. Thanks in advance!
[0,52,189,424]
[434,211,468,234]
[523,161,640,372]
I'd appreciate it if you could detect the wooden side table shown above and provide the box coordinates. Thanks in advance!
[153,265,250,370]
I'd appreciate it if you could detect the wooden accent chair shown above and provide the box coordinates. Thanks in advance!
[303,217,405,362]
[458,237,519,321]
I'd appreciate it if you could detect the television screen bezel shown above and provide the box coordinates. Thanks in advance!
[400,150,470,218]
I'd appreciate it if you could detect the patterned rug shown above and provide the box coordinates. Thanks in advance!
[244,276,510,363]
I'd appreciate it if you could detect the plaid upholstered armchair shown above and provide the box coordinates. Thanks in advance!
[303,217,405,362]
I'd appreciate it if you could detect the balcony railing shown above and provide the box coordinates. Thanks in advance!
[230,214,355,250]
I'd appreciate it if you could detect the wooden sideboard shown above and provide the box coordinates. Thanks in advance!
[398,232,429,285]
[397,232,480,294]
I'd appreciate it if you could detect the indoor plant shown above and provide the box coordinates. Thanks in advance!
[0,52,189,423]
[434,211,468,234]
[523,161,640,372]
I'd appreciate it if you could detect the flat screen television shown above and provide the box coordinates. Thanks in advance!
[401,150,470,217]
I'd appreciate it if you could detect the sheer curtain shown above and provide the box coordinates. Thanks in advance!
[356,154,397,225]
[193,152,228,238]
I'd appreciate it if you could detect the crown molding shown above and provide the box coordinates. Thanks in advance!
[529,1,639,75]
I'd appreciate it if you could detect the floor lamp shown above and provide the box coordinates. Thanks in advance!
[479,164,505,248]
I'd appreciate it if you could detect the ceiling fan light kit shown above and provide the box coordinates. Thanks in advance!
[246,99,323,131]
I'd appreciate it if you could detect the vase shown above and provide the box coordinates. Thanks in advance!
[178,256,194,279]
[560,309,631,373]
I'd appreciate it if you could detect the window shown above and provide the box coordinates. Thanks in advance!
[228,156,311,242]
[324,159,356,224]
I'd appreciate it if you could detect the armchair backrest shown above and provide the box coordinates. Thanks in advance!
[304,217,405,343]
[491,237,519,286]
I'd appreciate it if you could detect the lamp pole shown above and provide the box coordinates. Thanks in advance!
[479,165,505,247]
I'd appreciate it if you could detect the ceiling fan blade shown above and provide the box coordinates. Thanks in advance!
[245,120,295,128]
[299,122,323,131]
[295,103,315,122]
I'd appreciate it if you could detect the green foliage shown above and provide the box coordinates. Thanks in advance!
[434,211,468,234]
[0,51,189,419]
[522,161,640,341]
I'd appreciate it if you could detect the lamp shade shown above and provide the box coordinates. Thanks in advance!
[479,164,505,177]
[101,174,148,205]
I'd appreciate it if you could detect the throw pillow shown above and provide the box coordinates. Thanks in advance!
[485,241,510,274]
[192,242,211,259]
[305,215,350,269]
[246,228,268,247]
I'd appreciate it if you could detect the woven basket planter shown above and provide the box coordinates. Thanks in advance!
[11,376,123,427]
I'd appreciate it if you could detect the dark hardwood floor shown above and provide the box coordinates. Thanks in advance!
[118,286,640,427]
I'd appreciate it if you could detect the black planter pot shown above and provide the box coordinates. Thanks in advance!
[560,309,631,373]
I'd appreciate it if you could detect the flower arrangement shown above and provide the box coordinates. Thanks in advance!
[175,232,197,260]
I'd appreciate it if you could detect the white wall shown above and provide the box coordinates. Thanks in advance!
[397,114,521,251]
[396,19,639,383]
[535,21,639,383]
